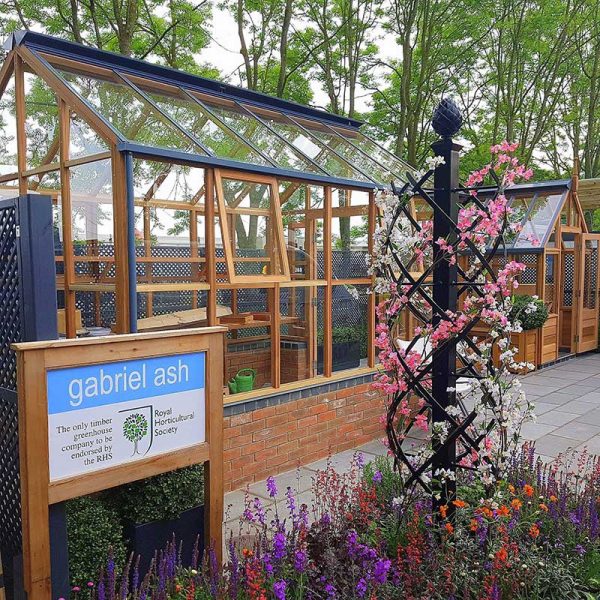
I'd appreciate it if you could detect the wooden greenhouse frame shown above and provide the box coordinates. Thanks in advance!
[0,31,414,401]
[405,177,600,367]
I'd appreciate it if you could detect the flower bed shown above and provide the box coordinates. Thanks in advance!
[85,446,600,599]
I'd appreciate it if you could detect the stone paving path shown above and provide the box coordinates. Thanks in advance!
[223,352,600,539]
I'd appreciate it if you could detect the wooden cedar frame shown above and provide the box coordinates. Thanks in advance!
[213,167,290,283]
[2,46,379,396]
[15,327,225,600]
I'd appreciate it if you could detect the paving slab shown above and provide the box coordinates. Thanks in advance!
[306,449,362,473]
[553,399,598,415]
[552,421,600,442]
[520,422,558,441]
[536,410,579,426]
[357,438,389,457]
[533,434,579,457]
[575,408,600,427]
[532,402,557,415]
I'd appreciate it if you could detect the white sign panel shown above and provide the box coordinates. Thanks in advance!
[47,352,206,481]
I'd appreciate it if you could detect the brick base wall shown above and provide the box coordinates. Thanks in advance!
[223,379,385,492]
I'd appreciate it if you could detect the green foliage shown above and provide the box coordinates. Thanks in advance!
[510,294,550,331]
[66,495,127,586]
[318,325,363,346]
[107,465,204,525]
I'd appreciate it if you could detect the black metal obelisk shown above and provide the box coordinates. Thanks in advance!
[430,99,462,516]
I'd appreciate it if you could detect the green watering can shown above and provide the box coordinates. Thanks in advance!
[228,368,257,394]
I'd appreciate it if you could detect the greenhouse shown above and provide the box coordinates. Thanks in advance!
[0,31,415,404]
[408,176,600,368]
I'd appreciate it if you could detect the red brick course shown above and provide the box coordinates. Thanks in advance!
[223,381,385,492]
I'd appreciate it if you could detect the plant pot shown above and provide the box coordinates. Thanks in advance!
[507,329,538,373]
[317,340,361,372]
[124,505,204,575]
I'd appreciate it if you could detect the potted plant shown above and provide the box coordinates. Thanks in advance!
[317,326,362,372]
[107,465,204,573]
[507,294,549,372]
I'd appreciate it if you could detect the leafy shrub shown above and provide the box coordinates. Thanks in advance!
[66,495,126,586]
[107,465,204,524]
[510,294,549,330]
[317,326,363,345]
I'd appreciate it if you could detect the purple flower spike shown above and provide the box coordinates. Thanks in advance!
[273,579,287,600]
[267,476,278,498]
[294,549,307,573]
[372,470,383,484]
[356,578,368,598]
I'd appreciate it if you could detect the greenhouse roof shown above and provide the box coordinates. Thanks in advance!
[4,31,413,190]
[480,179,570,252]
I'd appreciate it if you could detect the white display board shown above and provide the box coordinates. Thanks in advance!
[47,352,206,480]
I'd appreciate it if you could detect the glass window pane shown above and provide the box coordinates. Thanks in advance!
[327,283,370,371]
[515,193,564,248]
[25,72,59,169]
[280,285,322,383]
[70,159,115,304]
[0,73,17,174]
[336,128,412,180]
[59,70,203,154]
[332,213,369,279]
[298,119,394,183]
[220,176,287,278]
[145,89,269,166]
[206,102,323,174]
[70,113,108,159]
[220,287,273,391]
[246,106,371,182]
[280,182,325,281]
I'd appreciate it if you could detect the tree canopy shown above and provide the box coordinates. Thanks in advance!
[2,0,600,177]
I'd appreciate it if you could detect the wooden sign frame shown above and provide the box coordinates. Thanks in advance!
[13,327,226,600]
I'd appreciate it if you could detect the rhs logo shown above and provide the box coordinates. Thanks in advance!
[121,409,151,455]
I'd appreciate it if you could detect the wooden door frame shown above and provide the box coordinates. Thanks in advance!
[575,233,600,353]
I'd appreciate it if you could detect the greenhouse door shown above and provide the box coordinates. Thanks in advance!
[575,234,600,353]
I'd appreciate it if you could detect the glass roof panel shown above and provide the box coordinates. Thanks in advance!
[514,193,565,249]
[335,128,413,179]
[144,89,270,166]
[244,106,373,182]
[58,69,204,154]
[298,119,396,183]
[205,102,325,175]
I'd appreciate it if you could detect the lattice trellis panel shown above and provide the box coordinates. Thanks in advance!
[0,202,23,558]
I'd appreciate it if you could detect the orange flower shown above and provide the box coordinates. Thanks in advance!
[497,505,510,518]
[508,484,516,495]
[453,499,468,509]
[440,504,448,519]
[470,518,479,532]
[511,498,523,511]
[477,506,494,519]
[243,548,254,557]
[539,503,549,512]
[550,495,558,503]
[529,524,540,539]
[495,547,508,562]
[445,523,454,535]
[523,484,534,497]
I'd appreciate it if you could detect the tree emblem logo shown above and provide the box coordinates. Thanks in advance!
[122,413,149,456]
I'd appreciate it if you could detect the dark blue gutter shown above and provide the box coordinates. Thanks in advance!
[6,30,363,130]
[116,141,388,191]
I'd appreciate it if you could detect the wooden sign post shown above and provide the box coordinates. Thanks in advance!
[13,327,226,600]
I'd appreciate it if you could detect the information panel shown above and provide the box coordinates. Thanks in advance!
[47,352,206,480]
